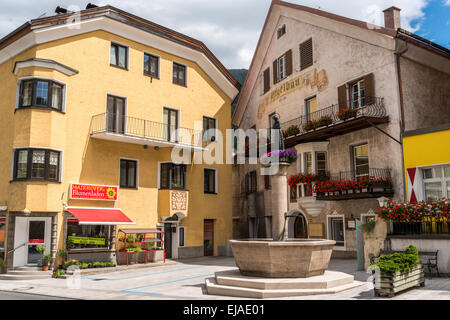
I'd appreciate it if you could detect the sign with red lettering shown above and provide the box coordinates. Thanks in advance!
[70,184,118,201]
[29,239,44,244]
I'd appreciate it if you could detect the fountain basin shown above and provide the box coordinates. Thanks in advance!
[230,239,336,278]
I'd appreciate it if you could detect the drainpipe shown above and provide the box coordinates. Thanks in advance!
[395,41,409,202]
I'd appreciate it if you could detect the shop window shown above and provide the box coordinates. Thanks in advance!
[120,159,137,188]
[0,220,5,252]
[13,148,61,182]
[160,163,186,190]
[18,79,64,111]
[143,53,159,78]
[67,223,110,249]
[110,42,128,69]
[204,168,217,194]
[422,166,450,200]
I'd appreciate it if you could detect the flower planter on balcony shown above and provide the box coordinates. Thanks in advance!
[374,264,425,298]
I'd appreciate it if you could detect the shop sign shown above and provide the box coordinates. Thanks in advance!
[70,184,118,201]
[29,239,44,244]
[68,236,106,246]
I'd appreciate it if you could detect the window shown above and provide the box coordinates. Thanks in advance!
[18,79,64,111]
[304,152,313,174]
[204,169,217,194]
[246,171,257,194]
[353,144,369,176]
[277,25,286,39]
[262,68,270,94]
[351,80,365,108]
[144,53,159,78]
[179,226,185,247]
[290,185,297,203]
[316,152,327,175]
[300,38,313,71]
[160,163,186,190]
[330,217,344,246]
[110,43,128,69]
[264,175,271,190]
[67,223,110,249]
[203,116,217,142]
[278,55,287,81]
[13,148,61,182]
[305,96,317,121]
[173,62,186,86]
[120,159,137,188]
[163,108,179,142]
[422,166,450,200]
[106,95,126,134]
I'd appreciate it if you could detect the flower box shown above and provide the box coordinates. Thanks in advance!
[373,264,425,298]
[337,108,358,121]
[283,125,300,138]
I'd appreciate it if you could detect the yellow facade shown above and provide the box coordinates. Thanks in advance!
[403,126,450,201]
[0,25,236,265]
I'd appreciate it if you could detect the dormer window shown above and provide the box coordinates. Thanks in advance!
[277,25,286,39]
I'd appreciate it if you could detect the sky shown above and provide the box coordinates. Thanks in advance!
[0,0,448,69]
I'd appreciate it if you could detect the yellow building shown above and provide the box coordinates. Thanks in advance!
[0,5,240,270]
[403,124,450,203]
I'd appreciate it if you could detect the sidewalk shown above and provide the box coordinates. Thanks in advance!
[0,257,448,300]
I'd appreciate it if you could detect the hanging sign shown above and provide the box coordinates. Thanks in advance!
[70,184,118,201]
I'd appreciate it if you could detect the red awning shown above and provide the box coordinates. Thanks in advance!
[67,207,135,225]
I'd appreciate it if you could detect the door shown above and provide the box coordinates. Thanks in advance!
[204,220,214,256]
[163,108,178,142]
[164,224,172,259]
[14,218,51,267]
[305,96,317,121]
[294,216,308,239]
[106,95,126,134]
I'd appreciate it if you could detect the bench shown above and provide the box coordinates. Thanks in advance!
[369,250,440,277]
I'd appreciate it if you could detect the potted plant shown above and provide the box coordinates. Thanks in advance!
[317,115,332,128]
[371,245,424,297]
[303,120,318,131]
[35,245,46,267]
[57,249,68,268]
[337,108,358,121]
[42,254,52,271]
[283,125,300,138]
[0,257,6,274]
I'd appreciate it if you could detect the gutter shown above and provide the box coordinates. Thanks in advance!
[394,40,409,203]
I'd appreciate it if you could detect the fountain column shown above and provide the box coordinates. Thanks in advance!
[270,162,290,240]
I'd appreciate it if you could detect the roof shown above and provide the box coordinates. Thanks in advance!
[0,5,240,92]
[67,207,135,225]
[403,123,450,138]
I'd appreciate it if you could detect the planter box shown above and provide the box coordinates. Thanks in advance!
[117,251,163,265]
[374,264,425,298]
[148,250,164,262]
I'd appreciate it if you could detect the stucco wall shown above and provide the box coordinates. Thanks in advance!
[0,30,233,258]
[390,237,450,274]
[401,57,450,132]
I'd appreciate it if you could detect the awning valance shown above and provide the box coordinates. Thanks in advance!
[66,207,135,225]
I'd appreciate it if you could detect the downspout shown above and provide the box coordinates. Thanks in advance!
[395,40,409,203]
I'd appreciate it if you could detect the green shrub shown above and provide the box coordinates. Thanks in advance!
[373,245,420,273]
[63,259,80,269]
[42,254,52,265]
[0,258,5,267]
[54,269,66,278]
[126,235,135,243]
[36,245,46,254]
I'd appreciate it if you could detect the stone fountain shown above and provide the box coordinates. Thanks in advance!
[205,117,365,298]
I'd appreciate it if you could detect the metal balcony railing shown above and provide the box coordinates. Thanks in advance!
[91,113,203,147]
[280,97,386,137]
[327,167,392,182]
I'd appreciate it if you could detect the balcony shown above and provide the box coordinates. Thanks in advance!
[90,113,204,151]
[314,168,394,201]
[281,97,388,148]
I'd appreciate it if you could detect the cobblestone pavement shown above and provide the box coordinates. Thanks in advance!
[0,257,448,300]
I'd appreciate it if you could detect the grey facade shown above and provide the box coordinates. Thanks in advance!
[232,2,450,257]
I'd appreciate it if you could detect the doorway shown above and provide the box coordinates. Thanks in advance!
[294,216,308,239]
[14,217,51,267]
[203,220,214,256]
[164,224,173,259]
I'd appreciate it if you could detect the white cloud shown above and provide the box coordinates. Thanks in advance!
[0,0,434,68]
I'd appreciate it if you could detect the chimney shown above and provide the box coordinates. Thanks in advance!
[383,6,401,30]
